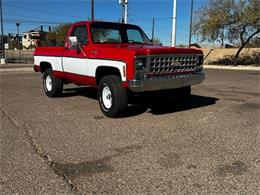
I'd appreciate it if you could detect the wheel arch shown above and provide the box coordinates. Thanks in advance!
[40,61,52,73]
[95,66,122,85]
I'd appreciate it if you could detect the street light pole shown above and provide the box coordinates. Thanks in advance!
[0,0,5,64]
[171,0,177,47]
[121,3,124,23]
[91,0,94,21]
[16,23,21,59]
[188,0,194,47]
[124,0,128,24]
[119,0,128,24]
[151,18,155,44]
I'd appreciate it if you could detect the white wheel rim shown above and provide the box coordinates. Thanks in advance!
[45,75,52,91]
[102,86,112,109]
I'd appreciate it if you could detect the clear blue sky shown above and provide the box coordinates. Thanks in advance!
[3,0,208,46]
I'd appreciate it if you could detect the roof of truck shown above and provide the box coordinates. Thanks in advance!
[73,21,138,27]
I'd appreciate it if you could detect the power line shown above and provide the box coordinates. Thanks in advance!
[130,18,151,22]
[5,25,43,33]
[131,17,172,21]
[128,6,147,21]
[4,17,68,24]
[131,18,171,35]
[3,19,62,25]
[5,23,44,27]
[130,19,171,44]
[4,12,66,22]
[5,4,84,19]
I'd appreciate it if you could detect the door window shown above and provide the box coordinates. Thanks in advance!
[126,29,145,43]
[71,25,88,45]
[92,28,121,43]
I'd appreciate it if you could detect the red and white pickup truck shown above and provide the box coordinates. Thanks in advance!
[34,21,205,117]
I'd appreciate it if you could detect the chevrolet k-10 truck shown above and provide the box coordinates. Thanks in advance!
[34,21,205,117]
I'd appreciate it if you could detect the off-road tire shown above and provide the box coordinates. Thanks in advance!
[43,69,63,97]
[98,75,128,117]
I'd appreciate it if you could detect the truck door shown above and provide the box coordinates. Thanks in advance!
[63,25,92,84]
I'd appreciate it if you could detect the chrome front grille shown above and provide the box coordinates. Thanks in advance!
[149,55,200,75]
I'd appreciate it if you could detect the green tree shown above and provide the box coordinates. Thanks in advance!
[194,0,260,64]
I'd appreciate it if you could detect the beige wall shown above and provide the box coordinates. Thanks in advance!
[4,48,260,65]
[201,48,260,64]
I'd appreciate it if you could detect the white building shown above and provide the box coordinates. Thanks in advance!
[22,31,41,49]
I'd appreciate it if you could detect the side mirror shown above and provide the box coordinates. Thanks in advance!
[68,36,78,49]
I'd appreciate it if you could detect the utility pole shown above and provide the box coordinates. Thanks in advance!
[119,0,128,24]
[151,18,155,44]
[121,3,124,23]
[0,0,5,64]
[16,23,21,59]
[221,27,224,48]
[171,0,177,47]
[124,0,128,24]
[91,0,94,21]
[188,0,193,47]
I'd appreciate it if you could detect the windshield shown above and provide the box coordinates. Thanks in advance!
[91,22,151,44]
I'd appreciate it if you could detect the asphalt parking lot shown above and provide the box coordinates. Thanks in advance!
[1,69,260,194]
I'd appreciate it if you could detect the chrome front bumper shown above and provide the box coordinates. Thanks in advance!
[129,72,205,92]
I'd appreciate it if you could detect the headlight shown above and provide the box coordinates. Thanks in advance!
[135,57,146,70]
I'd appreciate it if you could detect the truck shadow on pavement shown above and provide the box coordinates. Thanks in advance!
[63,87,219,117]
[144,95,219,115]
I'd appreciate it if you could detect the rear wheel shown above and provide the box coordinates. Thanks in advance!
[98,75,128,117]
[43,69,63,97]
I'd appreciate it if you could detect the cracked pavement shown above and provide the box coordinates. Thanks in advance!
[0,69,260,194]
[1,96,72,194]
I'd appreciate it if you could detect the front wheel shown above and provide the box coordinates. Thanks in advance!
[43,69,63,97]
[98,75,128,117]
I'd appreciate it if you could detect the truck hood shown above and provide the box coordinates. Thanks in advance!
[94,43,203,55]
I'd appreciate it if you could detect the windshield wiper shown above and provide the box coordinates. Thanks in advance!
[128,41,145,44]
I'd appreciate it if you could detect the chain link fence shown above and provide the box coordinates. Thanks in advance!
[5,50,34,64]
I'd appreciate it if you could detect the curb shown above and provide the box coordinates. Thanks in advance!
[0,67,34,72]
[0,65,33,69]
[204,65,260,71]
